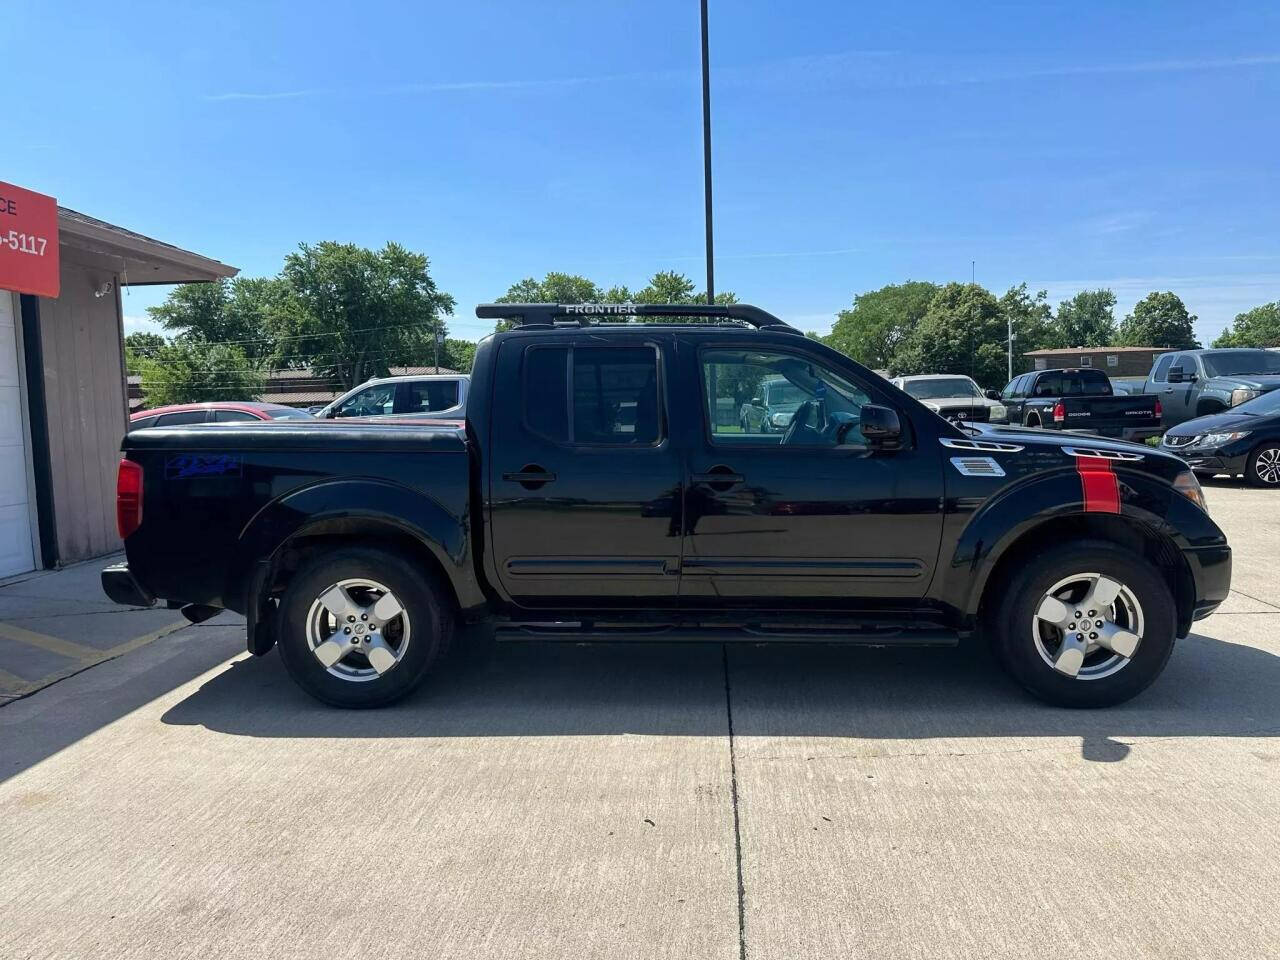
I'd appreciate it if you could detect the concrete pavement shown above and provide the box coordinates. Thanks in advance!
[1,481,1278,959]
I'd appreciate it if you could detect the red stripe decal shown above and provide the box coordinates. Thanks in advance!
[1076,455,1120,513]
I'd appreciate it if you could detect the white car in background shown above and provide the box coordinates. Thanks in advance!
[889,374,1006,424]
[316,374,469,421]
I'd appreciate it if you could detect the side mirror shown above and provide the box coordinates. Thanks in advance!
[750,397,763,407]
[857,404,903,448]
[1167,369,1184,384]
[984,389,1001,401]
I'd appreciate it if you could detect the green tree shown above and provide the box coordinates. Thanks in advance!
[442,338,477,373]
[998,284,1057,373]
[137,341,264,407]
[1116,291,1200,349]
[274,241,456,390]
[1213,302,1280,347]
[1055,289,1118,348]
[146,276,282,361]
[825,281,939,371]
[894,283,1007,387]
[123,331,166,375]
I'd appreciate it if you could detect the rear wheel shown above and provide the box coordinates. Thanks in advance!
[276,547,452,707]
[989,540,1176,707]
[1245,442,1280,488]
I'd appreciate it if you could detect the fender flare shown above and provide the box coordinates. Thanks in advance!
[231,477,484,615]
[940,467,1199,622]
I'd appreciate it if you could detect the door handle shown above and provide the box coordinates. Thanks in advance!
[503,465,557,489]
[691,466,745,491]
[1163,388,1174,394]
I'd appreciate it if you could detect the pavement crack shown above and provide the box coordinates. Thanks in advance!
[721,644,747,960]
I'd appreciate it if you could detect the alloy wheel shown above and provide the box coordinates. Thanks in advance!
[305,578,411,682]
[1031,572,1144,680]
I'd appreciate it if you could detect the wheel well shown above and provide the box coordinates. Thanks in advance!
[977,514,1195,636]
[1025,413,1041,427]
[1197,399,1226,417]
[247,519,461,655]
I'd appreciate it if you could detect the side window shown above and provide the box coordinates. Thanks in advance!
[701,348,872,448]
[1001,375,1022,400]
[572,346,660,444]
[156,410,208,426]
[1032,374,1061,397]
[399,380,460,414]
[214,409,260,422]
[1151,355,1174,382]
[129,416,158,430]
[335,384,395,417]
[1170,355,1194,379]
[522,344,661,445]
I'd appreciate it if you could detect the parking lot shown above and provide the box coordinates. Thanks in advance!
[1,478,1277,960]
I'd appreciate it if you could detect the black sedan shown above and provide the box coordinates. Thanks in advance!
[1161,386,1280,487]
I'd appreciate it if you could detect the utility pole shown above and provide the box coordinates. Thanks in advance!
[700,0,715,305]
[434,329,443,374]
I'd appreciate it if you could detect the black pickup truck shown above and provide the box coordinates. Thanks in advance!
[103,303,1230,709]
[990,367,1162,441]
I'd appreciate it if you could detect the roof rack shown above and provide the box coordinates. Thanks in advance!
[475,302,801,333]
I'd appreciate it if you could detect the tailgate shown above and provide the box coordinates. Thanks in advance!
[1061,395,1160,427]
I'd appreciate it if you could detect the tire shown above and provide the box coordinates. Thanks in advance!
[276,547,453,708]
[988,540,1176,707]
[1245,442,1280,488]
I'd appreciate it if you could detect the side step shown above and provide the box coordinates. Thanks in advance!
[495,622,959,647]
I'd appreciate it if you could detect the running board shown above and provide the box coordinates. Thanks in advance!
[495,623,959,646]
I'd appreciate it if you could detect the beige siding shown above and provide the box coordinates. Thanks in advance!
[37,259,128,563]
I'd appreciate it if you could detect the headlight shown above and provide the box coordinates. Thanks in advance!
[1173,470,1208,513]
[1230,388,1261,406]
[769,412,791,427]
[1194,430,1251,448]
[990,403,1007,420]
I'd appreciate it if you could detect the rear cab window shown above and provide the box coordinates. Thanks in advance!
[1150,354,1175,382]
[522,344,661,445]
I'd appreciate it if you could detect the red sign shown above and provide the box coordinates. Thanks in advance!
[0,181,59,298]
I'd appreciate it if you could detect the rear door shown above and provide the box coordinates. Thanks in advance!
[487,334,683,608]
[679,341,945,608]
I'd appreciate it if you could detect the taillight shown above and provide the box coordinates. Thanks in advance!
[1052,401,1066,423]
[117,459,143,539]
[1154,399,1163,420]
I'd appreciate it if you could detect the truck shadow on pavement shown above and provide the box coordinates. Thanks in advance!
[160,628,1280,762]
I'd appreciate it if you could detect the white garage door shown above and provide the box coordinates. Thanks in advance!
[0,293,36,578]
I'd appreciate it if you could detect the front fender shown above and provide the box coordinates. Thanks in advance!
[231,477,485,613]
[937,465,1225,621]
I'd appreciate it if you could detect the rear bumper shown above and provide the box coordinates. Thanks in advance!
[101,562,155,608]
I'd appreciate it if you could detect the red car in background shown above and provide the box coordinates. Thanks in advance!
[129,402,314,429]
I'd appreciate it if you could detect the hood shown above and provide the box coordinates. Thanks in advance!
[1212,374,1280,390]
[921,395,998,409]
[966,421,1156,456]
[1165,410,1262,437]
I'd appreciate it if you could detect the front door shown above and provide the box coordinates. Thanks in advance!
[488,335,683,608]
[1163,354,1197,425]
[679,344,945,610]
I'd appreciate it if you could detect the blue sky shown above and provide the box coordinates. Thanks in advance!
[10,1,1280,345]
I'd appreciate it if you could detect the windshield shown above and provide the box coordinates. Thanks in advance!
[1236,388,1280,416]
[1202,351,1280,377]
[765,381,806,406]
[902,377,982,400]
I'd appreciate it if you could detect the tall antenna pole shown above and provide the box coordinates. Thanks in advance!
[700,0,715,305]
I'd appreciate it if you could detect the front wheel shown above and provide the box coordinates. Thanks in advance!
[989,541,1176,707]
[276,547,453,707]
[1245,442,1280,487]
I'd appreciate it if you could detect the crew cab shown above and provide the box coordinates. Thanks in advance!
[1144,348,1280,428]
[102,303,1230,710]
[992,367,1162,440]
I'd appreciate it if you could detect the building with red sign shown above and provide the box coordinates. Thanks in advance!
[2,202,237,577]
